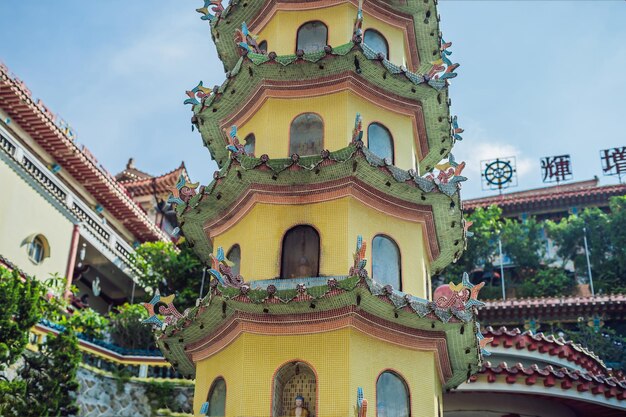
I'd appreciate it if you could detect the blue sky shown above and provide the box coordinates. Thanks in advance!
[1,1,625,199]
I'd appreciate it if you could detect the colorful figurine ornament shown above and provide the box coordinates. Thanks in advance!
[356,387,368,417]
[353,1,364,42]
[349,235,368,277]
[417,154,467,196]
[200,401,209,415]
[235,22,262,54]
[196,0,224,22]
[225,125,248,156]
[142,290,164,327]
[427,37,459,82]
[208,247,245,288]
[167,174,200,206]
[184,81,212,106]
[351,113,363,143]
[476,326,494,356]
[451,115,464,142]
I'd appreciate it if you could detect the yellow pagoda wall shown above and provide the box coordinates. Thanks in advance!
[211,197,430,297]
[254,3,409,68]
[0,159,73,280]
[235,91,418,170]
[193,328,440,417]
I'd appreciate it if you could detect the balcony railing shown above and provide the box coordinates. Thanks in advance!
[0,127,137,271]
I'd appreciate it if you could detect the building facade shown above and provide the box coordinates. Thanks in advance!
[0,62,173,312]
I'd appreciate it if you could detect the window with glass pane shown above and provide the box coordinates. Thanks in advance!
[289,113,323,156]
[367,123,394,162]
[376,371,410,417]
[280,225,320,279]
[243,133,255,155]
[363,29,389,59]
[28,239,44,264]
[227,244,241,276]
[296,21,328,53]
[207,378,226,417]
[372,235,401,289]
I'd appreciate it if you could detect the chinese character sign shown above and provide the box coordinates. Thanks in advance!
[540,154,573,183]
[600,147,626,181]
[481,157,517,191]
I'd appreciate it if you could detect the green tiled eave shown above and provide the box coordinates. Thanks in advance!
[208,0,443,75]
[156,277,481,390]
[178,145,465,273]
[193,51,452,171]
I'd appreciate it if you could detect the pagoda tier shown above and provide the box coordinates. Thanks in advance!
[190,0,457,171]
[155,1,483,416]
[153,273,485,417]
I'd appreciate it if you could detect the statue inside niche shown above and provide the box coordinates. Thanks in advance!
[289,395,309,417]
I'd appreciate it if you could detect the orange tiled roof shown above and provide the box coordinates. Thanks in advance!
[464,178,626,214]
[117,160,187,197]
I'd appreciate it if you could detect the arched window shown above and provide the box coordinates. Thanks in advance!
[226,244,241,276]
[272,361,317,417]
[364,29,389,59]
[296,21,328,53]
[372,235,401,290]
[207,377,226,417]
[280,225,320,279]
[289,113,323,156]
[24,234,50,264]
[243,133,255,156]
[376,371,410,417]
[367,123,394,163]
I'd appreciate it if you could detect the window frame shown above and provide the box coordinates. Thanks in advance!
[375,369,411,417]
[371,234,402,290]
[280,224,321,279]
[367,122,395,164]
[363,28,390,60]
[295,20,329,54]
[288,112,325,157]
[206,376,227,417]
[226,244,241,277]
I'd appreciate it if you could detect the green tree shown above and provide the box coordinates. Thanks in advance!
[444,205,502,279]
[546,196,626,293]
[0,267,44,370]
[564,322,626,372]
[0,266,81,417]
[5,330,81,417]
[131,241,203,308]
[500,216,545,276]
[109,303,155,350]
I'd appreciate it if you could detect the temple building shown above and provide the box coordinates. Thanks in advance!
[0,62,176,313]
[150,1,487,417]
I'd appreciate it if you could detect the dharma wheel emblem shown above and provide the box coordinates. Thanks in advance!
[481,157,517,191]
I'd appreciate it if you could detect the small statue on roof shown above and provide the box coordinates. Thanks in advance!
[167,174,200,205]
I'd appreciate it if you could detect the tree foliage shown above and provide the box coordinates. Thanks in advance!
[546,195,626,294]
[0,266,80,417]
[109,303,155,350]
[131,241,203,308]
[564,322,626,371]
[0,268,45,370]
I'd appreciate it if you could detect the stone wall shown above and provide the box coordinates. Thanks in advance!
[77,367,194,417]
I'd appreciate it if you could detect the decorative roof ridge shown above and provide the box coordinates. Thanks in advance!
[479,361,626,389]
[465,178,626,209]
[483,325,607,372]
[0,62,168,242]
[119,162,188,186]
[177,142,467,218]
[484,293,626,306]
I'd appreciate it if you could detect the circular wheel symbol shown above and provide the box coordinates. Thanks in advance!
[484,159,514,187]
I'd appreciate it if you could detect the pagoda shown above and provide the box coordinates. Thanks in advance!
[150,1,487,416]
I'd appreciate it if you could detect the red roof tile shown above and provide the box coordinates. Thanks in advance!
[464,178,626,215]
[118,161,187,197]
